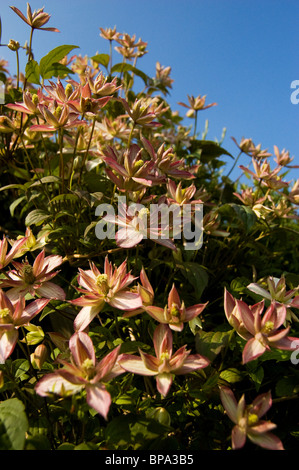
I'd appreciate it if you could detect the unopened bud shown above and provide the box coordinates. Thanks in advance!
[31,344,47,370]
[8,39,20,51]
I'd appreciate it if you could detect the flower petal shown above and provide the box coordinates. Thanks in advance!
[86,384,111,420]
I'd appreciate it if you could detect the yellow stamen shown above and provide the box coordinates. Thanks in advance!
[247,413,259,426]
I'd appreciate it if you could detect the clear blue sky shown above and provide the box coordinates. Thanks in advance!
[1,0,298,182]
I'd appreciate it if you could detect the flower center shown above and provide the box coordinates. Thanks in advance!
[95,274,109,295]
[81,358,96,380]
[170,303,180,323]
[247,413,259,426]
[262,321,274,334]
[160,351,170,363]
[22,265,36,285]
[0,308,11,324]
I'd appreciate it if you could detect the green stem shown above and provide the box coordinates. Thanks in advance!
[59,128,65,194]
[78,115,96,185]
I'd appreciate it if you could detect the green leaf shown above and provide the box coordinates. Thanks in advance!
[218,203,257,233]
[195,328,232,362]
[25,209,51,226]
[220,368,245,384]
[91,53,110,68]
[111,62,151,86]
[0,398,28,450]
[42,63,74,80]
[189,139,233,163]
[25,60,41,85]
[9,195,26,217]
[39,45,79,79]
[176,261,208,300]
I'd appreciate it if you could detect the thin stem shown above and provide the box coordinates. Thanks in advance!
[78,115,96,185]
[15,49,20,90]
[59,128,65,194]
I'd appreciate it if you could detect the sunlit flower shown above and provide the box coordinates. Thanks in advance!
[35,331,124,419]
[0,250,65,303]
[71,256,142,331]
[10,3,59,32]
[123,267,155,318]
[102,143,164,192]
[119,97,161,128]
[99,26,120,41]
[219,386,284,450]
[145,284,207,331]
[118,323,210,397]
[224,291,299,363]
[0,236,29,270]
[141,136,195,180]
[30,104,83,132]
[6,90,45,115]
[0,290,49,363]
[247,276,299,322]
[104,201,176,250]
[178,94,217,117]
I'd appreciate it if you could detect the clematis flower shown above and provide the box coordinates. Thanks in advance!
[119,97,161,128]
[219,386,284,450]
[119,323,210,397]
[141,136,195,180]
[102,143,164,192]
[178,94,217,117]
[145,284,207,332]
[67,81,111,116]
[123,266,155,318]
[103,201,176,250]
[71,256,142,331]
[0,249,65,303]
[247,276,299,322]
[6,90,45,115]
[35,331,124,419]
[10,3,60,32]
[0,290,49,363]
[0,236,29,270]
[30,104,84,133]
[224,291,299,363]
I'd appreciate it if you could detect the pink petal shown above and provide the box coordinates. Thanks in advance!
[74,305,102,331]
[0,329,18,362]
[86,384,111,420]
[237,300,255,335]
[35,373,83,396]
[118,354,157,376]
[144,305,165,323]
[248,430,284,450]
[69,331,96,367]
[108,291,142,310]
[156,372,173,397]
[36,282,66,300]
[219,386,239,424]
[174,353,210,374]
[242,337,267,364]
[231,425,247,449]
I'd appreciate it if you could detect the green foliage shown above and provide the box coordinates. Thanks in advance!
[0,2,298,452]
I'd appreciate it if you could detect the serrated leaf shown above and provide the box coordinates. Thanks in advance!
[39,45,79,79]
[0,398,28,450]
[25,60,41,85]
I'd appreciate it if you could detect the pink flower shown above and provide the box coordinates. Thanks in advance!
[71,256,142,331]
[0,290,49,363]
[10,4,59,32]
[30,104,84,133]
[145,284,208,332]
[220,386,284,450]
[0,236,29,270]
[224,290,299,363]
[35,331,124,419]
[118,324,210,397]
[123,266,155,318]
[104,201,176,250]
[0,250,65,303]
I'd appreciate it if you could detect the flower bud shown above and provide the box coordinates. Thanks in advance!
[8,39,20,51]
[31,344,47,370]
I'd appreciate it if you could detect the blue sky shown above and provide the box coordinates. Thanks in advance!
[1,0,298,182]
